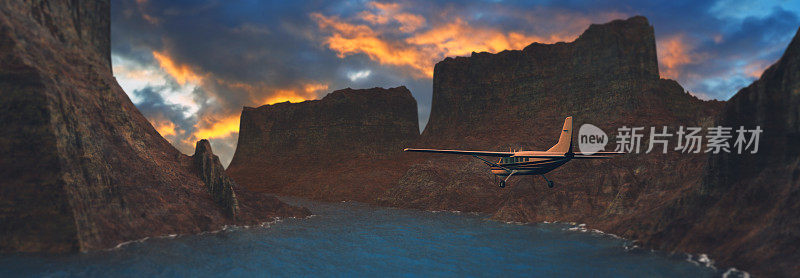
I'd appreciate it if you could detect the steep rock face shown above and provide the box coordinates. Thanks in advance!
[631,28,800,277]
[193,140,239,218]
[227,87,420,201]
[394,17,721,224]
[420,16,710,148]
[388,16,721,216]
[0,0,307,253]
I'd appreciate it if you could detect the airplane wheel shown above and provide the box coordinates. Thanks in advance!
[499,180,506,188]
[547,181,554,188]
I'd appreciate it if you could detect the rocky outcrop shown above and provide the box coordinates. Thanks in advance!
[227,86,420,201]
[0,0,307,253]
[626,27,800,277]
[193,140,239,218]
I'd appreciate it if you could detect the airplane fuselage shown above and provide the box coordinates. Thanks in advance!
[490,151,572,177]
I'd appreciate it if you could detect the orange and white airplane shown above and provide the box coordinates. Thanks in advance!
[404,117,622,188]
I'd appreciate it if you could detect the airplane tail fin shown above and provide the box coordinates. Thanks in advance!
[546,116,572,154]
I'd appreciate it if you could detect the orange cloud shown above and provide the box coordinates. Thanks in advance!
[359,2,425,33]
[185,82,329,144]
[314,13,431,76]
[313,6,576,78]
[260,83,328,105]
[154,120,177,137]
[152,51,203,85]
[262,90,309,105]
[371,2,401,13]
[657,34,705,80]
[395,13,425,33]
[194,115,240,141]
[406,18,560,57]
[743,59,770,78]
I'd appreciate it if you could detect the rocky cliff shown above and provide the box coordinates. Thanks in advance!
[0,0,308,253]
[386,17,721,219]
[227,86,420,201]
[625,27,800,277]
[385,16,721,216]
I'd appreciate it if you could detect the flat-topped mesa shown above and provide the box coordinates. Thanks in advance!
[422,16,702,148]
[0,0,307,253]
[227,86,419,200]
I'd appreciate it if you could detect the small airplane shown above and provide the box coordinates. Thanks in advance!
[404,117,622,188]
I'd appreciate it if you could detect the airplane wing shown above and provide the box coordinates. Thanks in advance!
[403,148,514,157]
[577,151,625,155]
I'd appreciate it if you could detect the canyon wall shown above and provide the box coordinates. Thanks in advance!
[0,0,308,253]
[385,16,721,219]
[628,28,800,277]
[227,86,420,201]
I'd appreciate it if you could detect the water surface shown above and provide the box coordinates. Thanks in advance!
[0,198,731,277]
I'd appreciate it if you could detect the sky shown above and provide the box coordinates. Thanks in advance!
[110,0,800,166]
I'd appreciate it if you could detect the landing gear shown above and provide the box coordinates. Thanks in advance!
[498,170,518,188]
[541,174,554,188]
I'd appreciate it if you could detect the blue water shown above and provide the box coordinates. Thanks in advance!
[0,198,729,277]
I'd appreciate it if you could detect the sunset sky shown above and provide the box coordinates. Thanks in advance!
[110,0,800,166]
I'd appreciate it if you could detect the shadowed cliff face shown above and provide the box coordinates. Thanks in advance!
[0,0,308,253]
[193,140,239,218]
[227,86,420,201]
[632,28,800,277]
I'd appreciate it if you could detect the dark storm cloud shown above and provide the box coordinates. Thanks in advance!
[131,85,197,153]
[132,86,192,127]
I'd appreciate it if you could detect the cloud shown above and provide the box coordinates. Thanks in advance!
[657,7,800,98]
[312,4,581,78]
[656,34,708,80]
[348,69,372,81]
[152,50,204,85]
[129,85,196,153]
[193,115,240,142]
